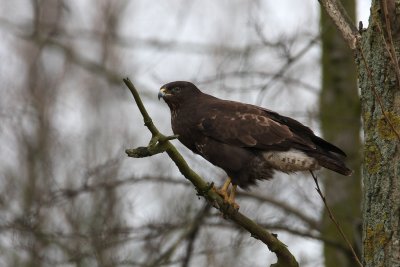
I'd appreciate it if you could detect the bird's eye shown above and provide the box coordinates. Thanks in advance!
[172,87,181,93]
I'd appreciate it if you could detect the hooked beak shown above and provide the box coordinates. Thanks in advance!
[158,88,167,100]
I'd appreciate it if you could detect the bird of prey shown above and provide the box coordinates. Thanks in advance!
[158,81,352,209]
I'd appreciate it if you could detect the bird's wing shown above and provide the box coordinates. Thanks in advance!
[260,108,347,156]
[197,100,315,150]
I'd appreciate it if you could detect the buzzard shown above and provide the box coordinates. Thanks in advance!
[158,81,352,208]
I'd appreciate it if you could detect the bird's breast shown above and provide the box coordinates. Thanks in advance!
[171,116,201,153]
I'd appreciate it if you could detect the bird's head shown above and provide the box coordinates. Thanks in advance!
[158,81,201,108]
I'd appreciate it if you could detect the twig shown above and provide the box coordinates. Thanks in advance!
[381,0,400,90]
[358,48,400,141]
[375,21,398,79]
[256,35,320,105]
[48,176,189,203]
[148,205,210,267]
[318,0,361,50]
[123,78,299,267]
[318,0,400,142]
[310,171,363,267]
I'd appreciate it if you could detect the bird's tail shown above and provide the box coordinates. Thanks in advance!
[310,151,353,176]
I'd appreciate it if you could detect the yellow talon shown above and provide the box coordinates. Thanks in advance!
[215,177,240,210]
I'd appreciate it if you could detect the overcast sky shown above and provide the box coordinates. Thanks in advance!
[0,1,371,266]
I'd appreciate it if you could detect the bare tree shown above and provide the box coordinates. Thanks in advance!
[319,0,400,266]
[0,0,377,266]
[319,0,362,266]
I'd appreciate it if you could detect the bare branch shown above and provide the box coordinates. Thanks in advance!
[320,0,400,142]
[380,0,400,90]
[318,0,361,50]
[48,176,188,203]
[148,206,209,267]
[256,34,320,104]
[123,78,299,267]
[358,47,400,141]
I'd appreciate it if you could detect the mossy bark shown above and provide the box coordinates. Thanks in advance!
[320,0,362,266]
[359,1,400,266]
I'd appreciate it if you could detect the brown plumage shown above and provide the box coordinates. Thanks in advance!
[158,81,352,197]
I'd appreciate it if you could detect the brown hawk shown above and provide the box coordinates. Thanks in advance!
[158,81,352,208]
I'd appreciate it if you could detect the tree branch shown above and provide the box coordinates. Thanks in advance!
[319,1,400,140]
[123,78,299,267]
[318,0,361,50]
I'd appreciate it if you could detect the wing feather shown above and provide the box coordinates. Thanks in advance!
[260,108,347,156]
[197,100,309,150]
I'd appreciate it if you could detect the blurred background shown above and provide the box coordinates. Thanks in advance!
[0,1,370,266]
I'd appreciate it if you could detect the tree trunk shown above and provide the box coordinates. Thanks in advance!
[319,1,362,266]
[360,1,400,266]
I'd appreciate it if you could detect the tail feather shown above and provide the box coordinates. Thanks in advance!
[309,151,352,176]
[312,136,347,157]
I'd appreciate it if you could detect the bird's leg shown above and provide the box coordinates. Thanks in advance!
[215,178,240,210]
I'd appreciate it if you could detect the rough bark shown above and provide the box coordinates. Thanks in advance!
[319,0,400,266]
[359,1,400,266]
[319,0,362,266]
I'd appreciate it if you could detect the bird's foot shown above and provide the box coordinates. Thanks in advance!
[214,178,239,210]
